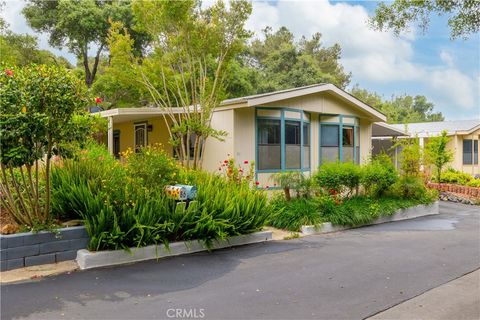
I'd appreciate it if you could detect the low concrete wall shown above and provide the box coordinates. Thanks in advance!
[77,231,272,270]
[0,226,88,271]
[301,201,439,235]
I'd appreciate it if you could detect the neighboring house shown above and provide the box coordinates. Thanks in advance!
[98,84,403,186]
[374,120,480,175]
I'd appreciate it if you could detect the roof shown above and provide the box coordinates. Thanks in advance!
[390,120,480,138]
[372,122,407,137]
[221,83,386,122]
[97,83,387,123]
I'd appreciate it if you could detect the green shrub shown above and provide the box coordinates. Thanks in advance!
[124,144,179,192]
[467,179,480,188]
[271,171,312,200]
[268,195,322,231]
[440,169,472,185]
[314,162,361,196]
[319,196,435,227]
[391,175,428,200]
[361,158,398,197]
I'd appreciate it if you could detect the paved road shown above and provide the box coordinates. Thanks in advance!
[2,201,479,320]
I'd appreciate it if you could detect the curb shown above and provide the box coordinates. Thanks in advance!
[76,231,272,270]
[301,201,439,235]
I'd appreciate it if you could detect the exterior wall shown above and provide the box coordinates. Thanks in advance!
[453,129,480,175]
[201,109,235,172]
[114,116,173,156]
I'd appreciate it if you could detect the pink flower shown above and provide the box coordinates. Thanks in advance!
[95,97,103,104]
[244,160,248,164]
[265,186,269,189]
[5,69,13,77]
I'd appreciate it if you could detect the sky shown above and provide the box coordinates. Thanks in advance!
[2,0,479,120]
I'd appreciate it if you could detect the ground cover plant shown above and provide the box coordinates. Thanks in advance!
[51,144,269,251]
[268,152,437,232]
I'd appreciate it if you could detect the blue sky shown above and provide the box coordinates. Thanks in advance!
[2,0,479,120]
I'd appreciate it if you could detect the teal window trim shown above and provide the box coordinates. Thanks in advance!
[255,106,311,173]
[319,115,360,166]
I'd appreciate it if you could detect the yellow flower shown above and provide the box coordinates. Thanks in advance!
[21,106,27,113]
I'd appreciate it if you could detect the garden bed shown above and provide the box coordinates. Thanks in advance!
[0,226,88,271]
[76,231,272,270]
[301,201,439,235]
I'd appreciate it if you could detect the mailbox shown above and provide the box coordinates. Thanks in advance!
[175,184,197,200]
[164,185,188,201]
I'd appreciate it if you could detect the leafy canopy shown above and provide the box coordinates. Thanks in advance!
[370,0,480,39]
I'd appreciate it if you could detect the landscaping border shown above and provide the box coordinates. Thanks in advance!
[0,226,88,271]
[301,201,439,235]
[76,231,272,270]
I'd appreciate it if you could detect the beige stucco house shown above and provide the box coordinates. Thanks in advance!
[98,84,403,186]
[374,120,480,176]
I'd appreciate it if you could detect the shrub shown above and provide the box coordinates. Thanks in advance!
[361,158,398,197]
[391,175,429,200]
[425,131,453,182]
[271,171,308,200]
[123,144,179,192]
[467,179,480,188]
[314,162,361,197]
[396,138,422,177]
[440,169,472,185]
[268,195,322,231]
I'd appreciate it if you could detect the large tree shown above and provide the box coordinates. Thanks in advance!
[351,85,444,124]
[23,0,149,87]
[106,0,252,168]
[370,0,480,39]
[247,27,351,94]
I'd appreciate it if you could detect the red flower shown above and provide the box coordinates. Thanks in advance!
[95,97,103,104]
[255,181,260,185]
[265,186,269,189]
[5,69,13,77]
[224,160,228,164]
[239,169,243,173]
[244,160,249,164]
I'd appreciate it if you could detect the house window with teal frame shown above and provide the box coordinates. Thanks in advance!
[319,115,360,165]
[256,108,310,172]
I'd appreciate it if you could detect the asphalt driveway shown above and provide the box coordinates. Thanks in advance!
[1,201,479,320]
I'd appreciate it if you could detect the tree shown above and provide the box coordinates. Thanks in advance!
[350,85,444,124]
[247,27,351,94]
[23,0,149,87]
[109,0,252,168]
[425,130,453,182]
[370,0,480,39]
[0,65,88,226]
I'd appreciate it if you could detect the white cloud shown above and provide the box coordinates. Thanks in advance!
[246,0,478,114]
[439,50,454,67]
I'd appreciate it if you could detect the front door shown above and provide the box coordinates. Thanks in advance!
[134,123,147,152]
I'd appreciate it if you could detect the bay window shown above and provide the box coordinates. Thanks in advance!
[257,109,310,171]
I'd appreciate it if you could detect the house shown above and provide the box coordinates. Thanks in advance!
[98,84,403,185]
[374,120,480,175]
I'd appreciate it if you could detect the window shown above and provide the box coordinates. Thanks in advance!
[303,122,310,168]
[134,123,147,152]
[258,119,281,170]
[463,139,479,165]
[342,126,354,162]
[320,118,360,164]
[256,110,310,171]
[321,125,339,163]
[285,120,301,169]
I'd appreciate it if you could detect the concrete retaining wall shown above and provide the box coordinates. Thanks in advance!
[301,201,439,235]
[77,231,272,270]
[0,226,88,271]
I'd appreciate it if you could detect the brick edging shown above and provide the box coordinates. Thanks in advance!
[427,182,480,198]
